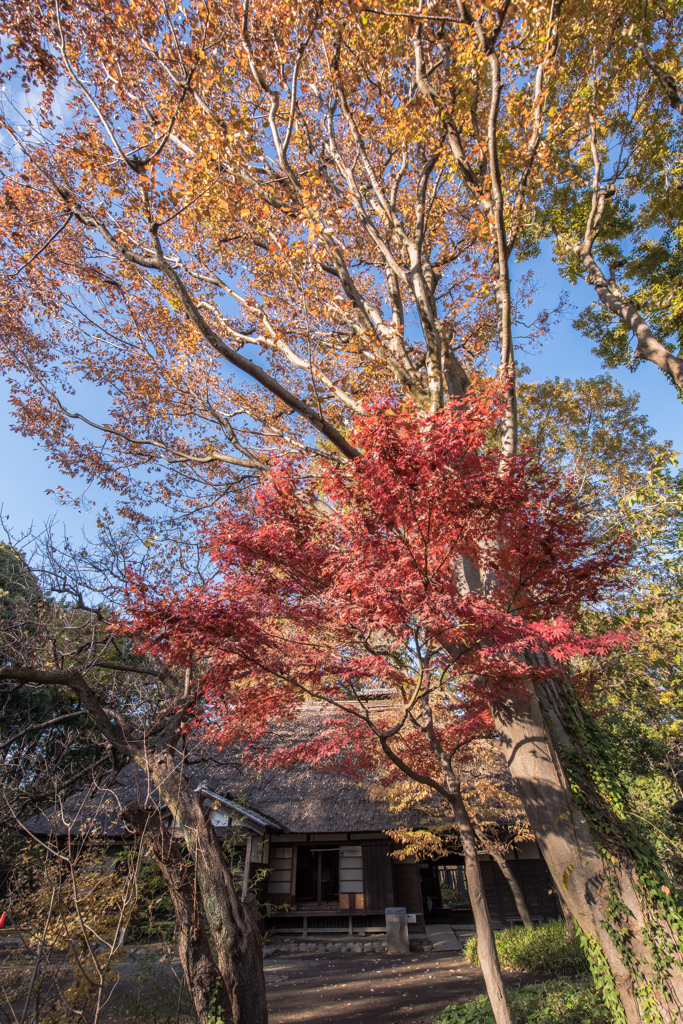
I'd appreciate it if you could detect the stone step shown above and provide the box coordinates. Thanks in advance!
[424,924,463,952]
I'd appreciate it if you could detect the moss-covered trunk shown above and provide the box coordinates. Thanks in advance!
[147,751,268,1024]
[494,675,683,1024]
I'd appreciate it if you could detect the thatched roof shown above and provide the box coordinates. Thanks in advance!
[23,704,427,838]
[23,702,521,840]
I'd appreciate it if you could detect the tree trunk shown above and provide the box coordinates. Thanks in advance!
[552,882,575,935]
[411,691,515,1024]
[122,803,231,1024]
[145,750,269,1024]
[493,675,683,1024]
[490,851,533,929]
[578,246,683,390]
[447,784,516,1024]
[0,666,269,1024]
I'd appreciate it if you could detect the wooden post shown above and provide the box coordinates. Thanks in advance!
[290,846,298,910]
[242,836,253,898]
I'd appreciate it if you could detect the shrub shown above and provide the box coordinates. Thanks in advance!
[462,919,588,975]
[435,979,614,1024]
[441,882,469,909]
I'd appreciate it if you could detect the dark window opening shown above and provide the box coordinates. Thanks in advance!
[295,847,339,906]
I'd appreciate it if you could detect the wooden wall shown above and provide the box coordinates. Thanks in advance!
[362,843,394,913]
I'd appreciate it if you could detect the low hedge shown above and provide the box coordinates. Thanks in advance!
[435,979,614,1024]
[462,919,588,976]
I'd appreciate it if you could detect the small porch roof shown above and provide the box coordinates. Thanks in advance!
[194,785,283,835]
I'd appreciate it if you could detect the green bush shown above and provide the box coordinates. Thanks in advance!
[463,919,588,976]
[441,882,470,909]
[435,979,614,1024]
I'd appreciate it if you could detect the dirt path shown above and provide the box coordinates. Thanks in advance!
[263,950,549,1024]
[2,940,550,1023]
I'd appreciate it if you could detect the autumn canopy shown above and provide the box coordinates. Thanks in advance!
[130,385,631,756]
[2,0,683,1020]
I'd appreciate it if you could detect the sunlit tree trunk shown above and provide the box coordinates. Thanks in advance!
[494,675,683,1024]
[446,781,516,1024]
[553,883,576,935]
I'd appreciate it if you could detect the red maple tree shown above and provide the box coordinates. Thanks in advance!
[128,384,631,1024]
[130,384,629,731]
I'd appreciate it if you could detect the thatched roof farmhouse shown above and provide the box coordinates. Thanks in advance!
[24,704,560,938]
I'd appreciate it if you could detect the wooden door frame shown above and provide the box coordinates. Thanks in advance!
[295,845,341,909]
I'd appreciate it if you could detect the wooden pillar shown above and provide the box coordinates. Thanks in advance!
[242,836,253,898]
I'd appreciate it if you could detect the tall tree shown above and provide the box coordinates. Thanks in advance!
[4,0,678,520]
[1,2,683,1020]
[518,376,674,517]
[128,392,650,1023]
[0,534,267,1024]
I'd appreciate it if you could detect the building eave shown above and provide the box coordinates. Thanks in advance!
[194,785,284,834]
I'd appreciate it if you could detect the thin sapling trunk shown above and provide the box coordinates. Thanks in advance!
[446,781,516,1024]
[489,852,534,930]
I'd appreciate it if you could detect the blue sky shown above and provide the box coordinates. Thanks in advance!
[0,376,108,540]
[518,266,683,453]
